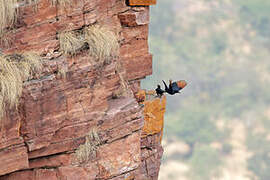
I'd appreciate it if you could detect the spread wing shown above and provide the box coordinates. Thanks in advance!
[162,80,169,91]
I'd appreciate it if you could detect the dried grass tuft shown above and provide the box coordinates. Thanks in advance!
[26,0,39,11]
[75,128,101,163]
[84,25,119,63]
[59,31,85,56]
[57,66,68,79]
[51,0,71,6]
[0,55,20,117]
[58,25,119,64]
[19,52,42,78]
[0,52,42,118]
[0,0,18,38]
[112,62,130,99]
[0,32,13,48]
[28,0,39,4]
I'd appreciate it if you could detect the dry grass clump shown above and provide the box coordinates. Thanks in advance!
[0,0,39,42]
[28,0,39,4]
[75,128,101,163]
[17,52,42,78]
[0,32,13,48]
[84,25,119,62]
[59,31,85,56]
[57,66,68,79]
[21,0,39,6]
[0,0,18,37]
[25,0,39,11]
[112,62,130,99]
[59,25,119,64]
[112,72,129,99]
[51,0,71,6]
[0,52,42,118]
[0,55,20,117]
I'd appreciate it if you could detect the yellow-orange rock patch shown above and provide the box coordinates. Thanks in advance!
[140,91,166,140]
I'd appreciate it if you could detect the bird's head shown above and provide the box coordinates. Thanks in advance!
[177,80,187,89]
[157,84,161,88]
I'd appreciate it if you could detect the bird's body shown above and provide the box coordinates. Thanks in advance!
[162,80,187,95]
[155,79,187,97]
[155,85,165,97]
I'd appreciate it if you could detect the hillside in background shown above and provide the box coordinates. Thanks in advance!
[142,0,270,179]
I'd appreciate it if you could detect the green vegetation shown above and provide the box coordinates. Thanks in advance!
[246,131,270,180]
[166,105,224,146]
[188,145,221,180]
[143,0,270,179]
[236,0,270,42]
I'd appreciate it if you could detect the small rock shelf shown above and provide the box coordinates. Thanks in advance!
[128,0,156,6]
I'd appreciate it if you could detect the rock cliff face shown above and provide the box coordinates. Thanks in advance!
[0,0,165,179]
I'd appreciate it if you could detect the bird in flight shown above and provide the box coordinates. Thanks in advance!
[155,84,165,97]
[156,79,187,97]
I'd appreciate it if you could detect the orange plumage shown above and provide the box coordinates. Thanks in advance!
[176,80,187,89]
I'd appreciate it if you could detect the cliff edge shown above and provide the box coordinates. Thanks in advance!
[0,0,165,179]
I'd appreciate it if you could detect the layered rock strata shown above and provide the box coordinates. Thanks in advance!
[0,0,165,179]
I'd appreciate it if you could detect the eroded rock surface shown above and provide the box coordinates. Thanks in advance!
[0,0,164,179]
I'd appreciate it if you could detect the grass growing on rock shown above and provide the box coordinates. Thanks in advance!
[0,52,42,118]
[51,0,71,6]
[0,0,40,41]
[59,25,119,65]
[57,66,68,79]
[84,25,119,63]
[112,62,131,99]
[75,128,101,163]
[59,31,85,56]
[0,0,18,37]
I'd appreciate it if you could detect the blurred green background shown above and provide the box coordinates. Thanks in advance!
[141,0,270,179]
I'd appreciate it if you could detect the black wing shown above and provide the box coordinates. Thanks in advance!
[162,80,169,91]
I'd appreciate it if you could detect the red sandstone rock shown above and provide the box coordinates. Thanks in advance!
[118,9,150,27]
[35,169,58,180]
[58,166,92,180]
[124,54,152,80]
[0,111,23,150]
[0,146,29,176]
[120,38,152,80]
[0,0,164,179]
[97,132,141,179]
[29,154,71,169]
[120,25,148,45]
[0,170,34,180]
[129,0,156,6]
